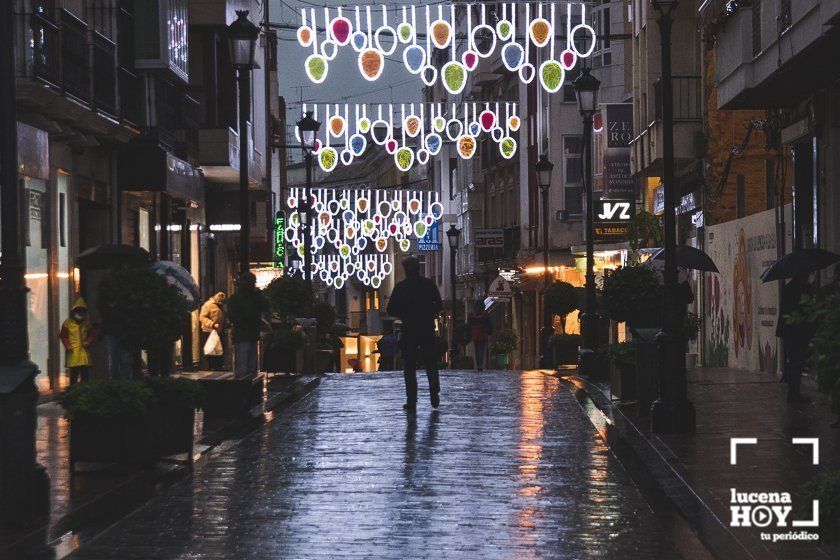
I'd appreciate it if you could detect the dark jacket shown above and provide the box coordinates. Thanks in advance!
[226,287,269,343]
[386,275,442,340]
[776,278,813,341]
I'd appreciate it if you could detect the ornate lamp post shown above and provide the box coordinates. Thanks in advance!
[296,111,321,298]
[535,155,554,367]
[446,224,461,367]
[649,0,695,433]
[227,10,260,274]
[573,67,601,376]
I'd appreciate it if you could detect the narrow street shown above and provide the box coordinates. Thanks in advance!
[67,370,679,559]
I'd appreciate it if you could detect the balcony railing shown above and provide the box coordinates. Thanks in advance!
[653,76,702,122]
[30,9,60,87]
[61,10,90,103]
[93,32,116,116]
[119,67,141,126]
[178,94,201,161]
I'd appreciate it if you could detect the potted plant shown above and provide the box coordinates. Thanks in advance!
[545,281,580,334]
[98,265,190,377]
[262,326,305,373]
[600,342,637,401]
[264,275,314,322]
[61,379,154,465]
[491,329,518,369]
[146,377,205,457]
[549,333,582,365]
[602,266,663,331]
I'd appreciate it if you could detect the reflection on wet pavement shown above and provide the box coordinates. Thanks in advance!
[66,370,680,559]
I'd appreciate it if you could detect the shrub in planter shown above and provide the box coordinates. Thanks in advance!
[264,275,314,322]
[262,327,305,373]
[599,342,637,400]
[549,333,582,365]
[807,469,840,541]
[61,380,154,464]
[98,266,190,377]
[602,266,663,329]
[789,290,840,398]
[145,377,205,457]
[545,281,580,333]
[491,329,518,368]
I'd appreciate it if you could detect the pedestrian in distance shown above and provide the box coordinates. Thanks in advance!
[374,322,399,371]
[776,272,815,404]
[200,291,227,371]
[227,272,270,380]
[386,256,442,414]
[467,300,493,371]
[60,298,95,385]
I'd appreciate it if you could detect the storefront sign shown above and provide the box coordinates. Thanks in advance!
[594,198,635,241]
[602,104,635,198]
[274,211,286,268]
[499,269,518,281]
[487,275,512,300]
[678,192,698,215]
[419,221,440,252]
[475,228,505,249]
[653,184,665,215]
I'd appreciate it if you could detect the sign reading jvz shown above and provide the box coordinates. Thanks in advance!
[594,199,635,242]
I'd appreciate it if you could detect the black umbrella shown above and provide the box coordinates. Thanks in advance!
[760,248,840,283]
[651,246,719,273]
[76,244,151,269]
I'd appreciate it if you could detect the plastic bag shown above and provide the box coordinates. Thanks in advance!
[204,329,223,356]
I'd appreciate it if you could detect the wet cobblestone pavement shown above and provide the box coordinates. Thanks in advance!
[67,370,680,559]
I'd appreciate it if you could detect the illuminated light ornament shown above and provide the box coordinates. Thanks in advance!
[480,107,496,132]
[429,5,451,49]
[446,105,463,142]
[518,4,536,83]
[496,4,512,41]
[373,6,398,56]
[491,126,504,142]
[334,277,344,289]
[397,6,413,44]
[370,105,390,145]
[356,194,369,213]
[415,104,430,165]
[339,104,355,165]
[329,112,345,137]
[357,104,371,134]
[425,133,442,156]
[500,103,517,160]
[569,3,597,59]
[350,134,366,156]
[472,5,497,59]
[304,11,328,84]
[399,238,411,252]
[429,201,444,221]
[529,4,551,48]
[358,7,384,81]
[457,134,476,159]
[395,146,413,171]
[408,196,421,215]
[311,138,321,154]
[330,8,352,46]
[461,7,479,71]
[441,6,466,95]
[319,8,339,60]
[405,114,421,138]
[539,3,565,94]
[500,4,523,72]
[413,220,427,239]
[469,121,481,137]
[351,7,367,51]
[375,237,388,252]
[361,218,375,237]
[508,115,520,132]
[297,9,313,47]
[318,146,337,172]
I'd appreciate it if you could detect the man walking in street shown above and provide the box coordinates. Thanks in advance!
[227,272,269,380]
[387,256,442,413]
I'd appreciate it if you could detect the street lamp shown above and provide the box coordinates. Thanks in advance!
[446,224,461,367]
[296,111,321,300]
[573,66,601,377]
[227,10,260,274]
[649,0,695,433]
[288,252,302,275]
[535,155,554,367]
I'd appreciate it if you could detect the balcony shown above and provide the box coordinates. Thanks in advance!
[16,8,137,143]
[630,76,703,177]
[93,32,117,117]
[61,11,89,103]
[199,123,264,187]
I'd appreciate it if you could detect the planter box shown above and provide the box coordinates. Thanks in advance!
[552,343,579,366]
[70,414,152,465]
[150,405,195,457]
[200,376,262,418]
[610,362,637,401]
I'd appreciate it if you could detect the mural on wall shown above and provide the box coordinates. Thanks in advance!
[704,206,791,373]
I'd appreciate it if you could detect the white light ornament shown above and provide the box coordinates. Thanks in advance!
[402,6,425,75]
[358,6,384,81]
[440,5,466,95]
[304,9,328,84]
[539,3,565,94]
[318,105,338,173]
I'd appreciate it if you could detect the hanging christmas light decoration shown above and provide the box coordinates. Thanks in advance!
[293,102,517,172]
[295,2,597,94]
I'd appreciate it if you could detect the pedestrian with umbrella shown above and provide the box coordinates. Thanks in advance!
[763,248,840,404]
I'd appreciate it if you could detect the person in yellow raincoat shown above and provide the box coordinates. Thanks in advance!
[60,298,95,385]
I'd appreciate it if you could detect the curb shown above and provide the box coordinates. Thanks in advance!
[559,374,753,560]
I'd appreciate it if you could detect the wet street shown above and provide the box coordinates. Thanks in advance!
[68,370,680,559]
